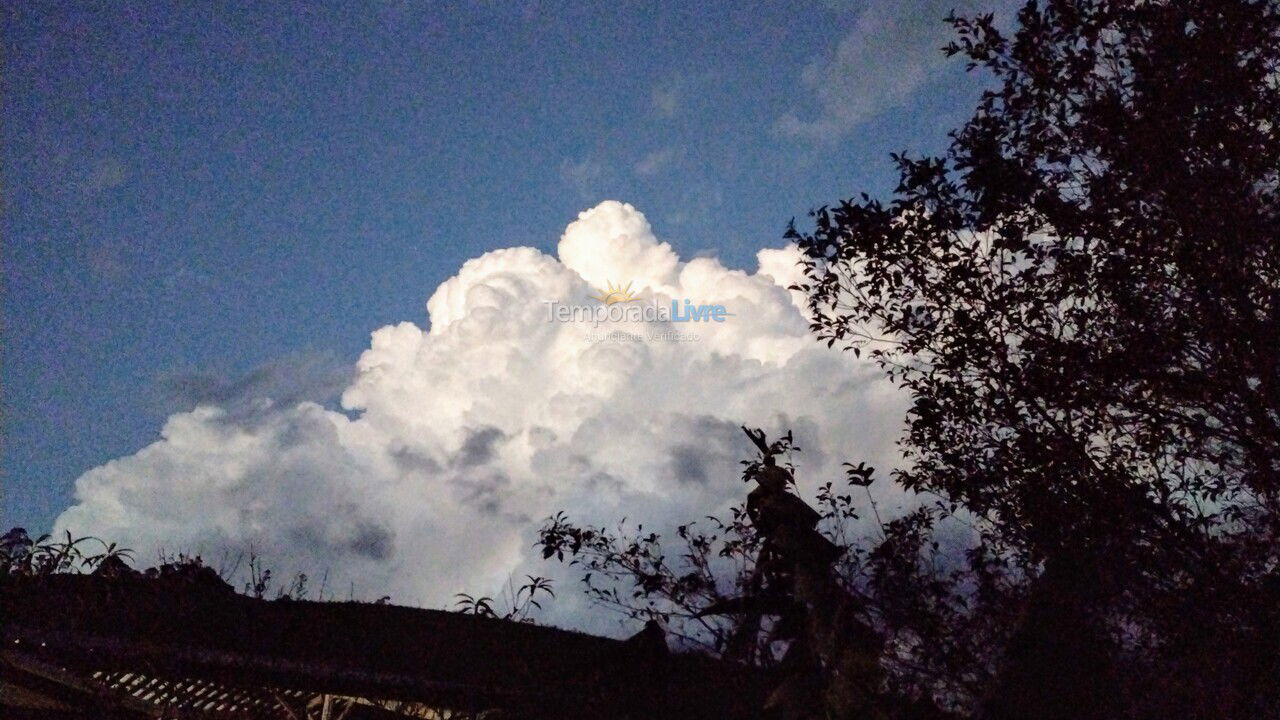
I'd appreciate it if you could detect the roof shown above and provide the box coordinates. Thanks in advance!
[1,573,765,719]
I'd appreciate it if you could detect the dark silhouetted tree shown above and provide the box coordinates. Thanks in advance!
[540,430,985,718]
[787,0,1280,717]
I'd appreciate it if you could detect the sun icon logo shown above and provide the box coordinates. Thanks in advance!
[591,280,639,305]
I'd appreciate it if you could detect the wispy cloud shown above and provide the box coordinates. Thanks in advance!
[153,350,351,419]
[634,147,678,177]
[559,156,607,199]
[776,0,1005,142]
[651,83,679,118]
[85,156,128,193]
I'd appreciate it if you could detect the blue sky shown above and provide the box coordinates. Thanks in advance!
[3,1,998,534]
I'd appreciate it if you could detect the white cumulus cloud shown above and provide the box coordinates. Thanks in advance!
[54,201,907,626]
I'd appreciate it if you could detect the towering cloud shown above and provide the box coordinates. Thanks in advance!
[55,201,906,622]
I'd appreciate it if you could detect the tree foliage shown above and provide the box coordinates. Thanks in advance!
[794,0,1280,561]
[453,574,556,623]
[539,431,1017,716]
[1,527,134,577]
[781,0,1280,716]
